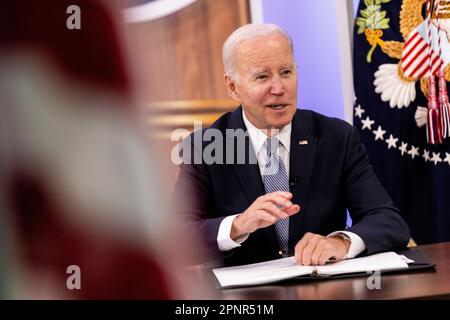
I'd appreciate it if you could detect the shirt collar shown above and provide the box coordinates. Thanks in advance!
[242,109,291,155]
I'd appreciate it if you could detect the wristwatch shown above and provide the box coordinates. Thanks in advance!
[334,232,352,243]
[332,232,352,252]
[328,233,352,260]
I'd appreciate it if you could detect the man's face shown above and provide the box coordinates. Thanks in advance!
[225,33,298,130]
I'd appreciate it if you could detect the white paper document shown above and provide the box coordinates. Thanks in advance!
[212,252,412,288]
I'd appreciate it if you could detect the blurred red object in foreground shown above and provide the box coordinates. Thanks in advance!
[0,0,207,299]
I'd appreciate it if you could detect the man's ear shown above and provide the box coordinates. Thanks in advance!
[224,74,240,101]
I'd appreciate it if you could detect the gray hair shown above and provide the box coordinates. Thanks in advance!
[222,23,294,82]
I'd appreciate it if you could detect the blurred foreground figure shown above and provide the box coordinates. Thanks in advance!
[0,0,208,299]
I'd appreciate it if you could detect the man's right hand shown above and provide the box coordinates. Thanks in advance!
[230,191,300,240]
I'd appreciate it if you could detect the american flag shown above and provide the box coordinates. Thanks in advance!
[401,28,444,79]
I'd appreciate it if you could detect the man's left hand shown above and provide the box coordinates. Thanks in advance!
[294,232,350,266]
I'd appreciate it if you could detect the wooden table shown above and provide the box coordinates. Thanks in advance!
[214,242,450,300]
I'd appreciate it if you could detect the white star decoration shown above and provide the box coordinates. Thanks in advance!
[407,145,419,159]
[361,116,375,130]
[423,150,430,162]
[399,142,408,155]
[373,126,386,141]
[354,105,365,118]
[385,134,398,149]
[445,153,450,165]
[356,103,450,166]
[431,152,442,165]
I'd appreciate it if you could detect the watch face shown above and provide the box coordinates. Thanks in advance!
[338,233,351,242]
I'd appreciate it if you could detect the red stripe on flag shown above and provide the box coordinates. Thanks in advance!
[416,54,440,78]
[411,56,429,78]
[402,32,422,62]
[403,41,428,71]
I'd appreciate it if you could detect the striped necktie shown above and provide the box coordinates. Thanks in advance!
[262,137,290,254]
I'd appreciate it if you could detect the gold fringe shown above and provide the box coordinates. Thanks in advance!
[400,0,427,41]
[381,41,404,59]
[445,64,450,82]
[420,77,429,99]
[397,62,417,83]
[431,0,450,18]
[420,66,450,98]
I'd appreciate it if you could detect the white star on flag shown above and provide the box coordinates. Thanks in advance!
[431,152,442,165]
[354,105,365,118]
[407,145,420,159]
[373,126,386,141]
[423,150,430,162]
[399,142,408,155]
[444,153,450,166]
[385,134,398,149]
[361,116,375,130]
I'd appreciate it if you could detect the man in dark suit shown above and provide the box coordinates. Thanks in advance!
[174,23,410,267]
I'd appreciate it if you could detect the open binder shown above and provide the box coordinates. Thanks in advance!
[210,248,435,289]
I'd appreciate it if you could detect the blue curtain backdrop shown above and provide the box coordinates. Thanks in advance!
[353,0,450,244]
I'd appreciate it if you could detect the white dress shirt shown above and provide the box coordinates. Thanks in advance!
[217,110,366,259]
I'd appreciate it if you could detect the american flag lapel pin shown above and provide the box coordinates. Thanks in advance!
[299,140,308,145]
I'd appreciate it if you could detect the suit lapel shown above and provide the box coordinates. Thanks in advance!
[288,110,317,250]
[227,107,266,202]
